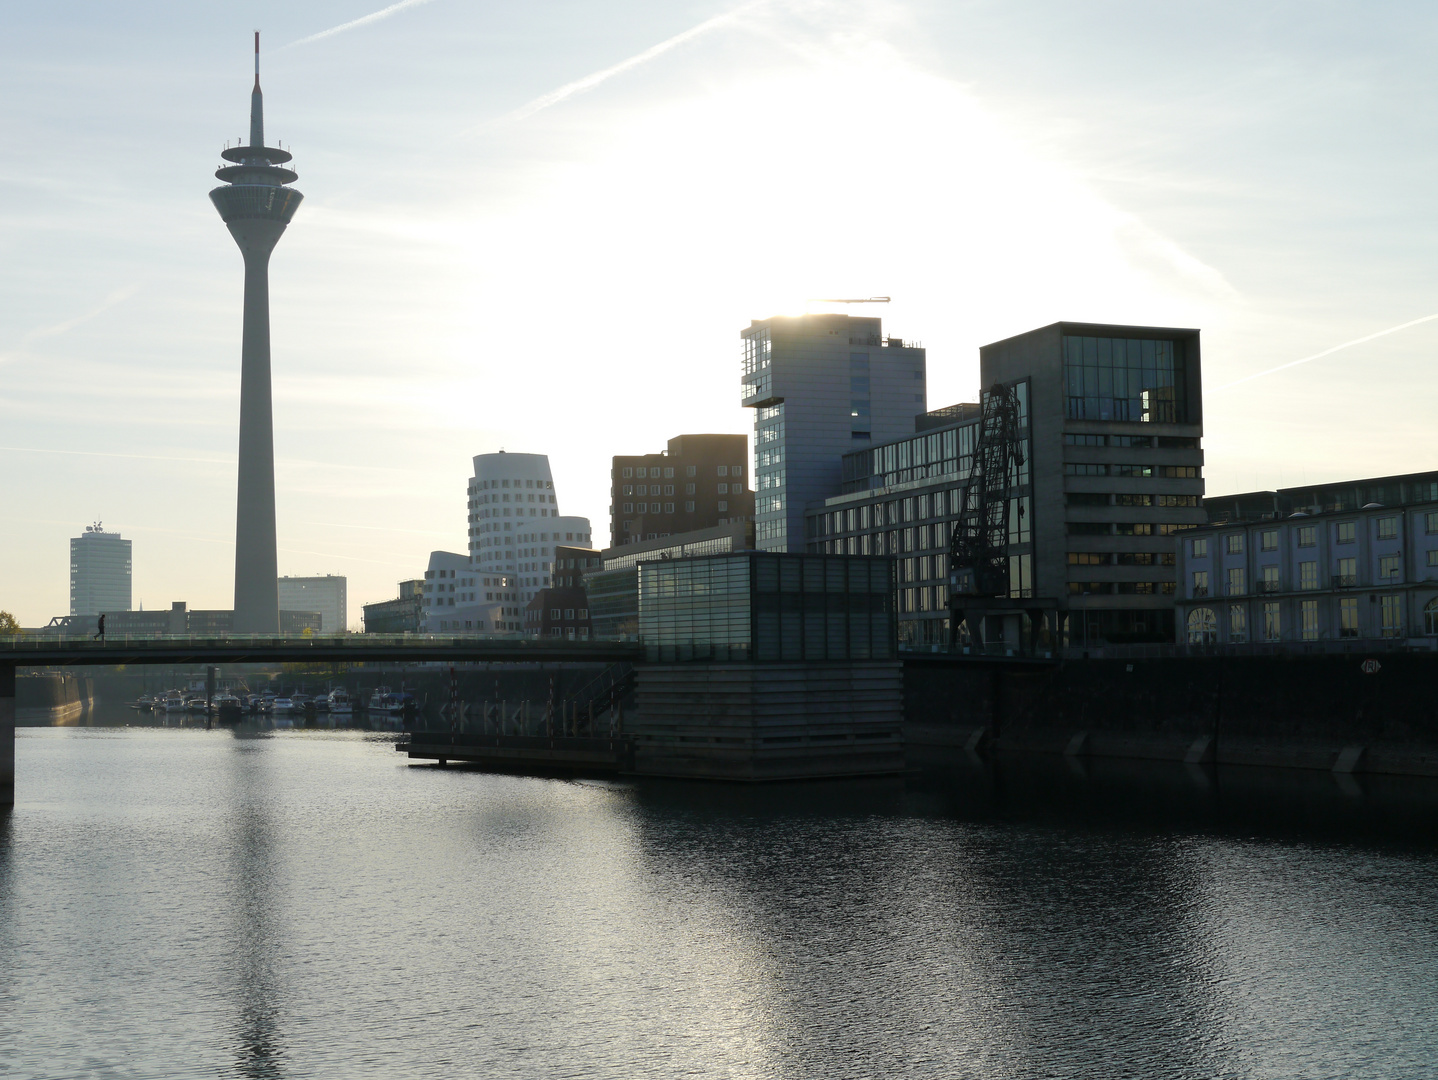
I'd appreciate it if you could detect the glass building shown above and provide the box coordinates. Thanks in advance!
[740,314,926,552]
[638,553,896,662]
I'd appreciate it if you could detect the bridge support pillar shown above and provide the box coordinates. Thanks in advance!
[1,662,14,806]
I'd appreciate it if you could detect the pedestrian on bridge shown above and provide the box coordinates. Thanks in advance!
[94,614,105,641]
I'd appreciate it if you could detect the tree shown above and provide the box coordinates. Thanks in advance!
[0,611,21,635]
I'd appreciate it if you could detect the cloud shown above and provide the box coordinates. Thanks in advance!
[0,283,142,366]
[467,0,768,134]
[281,0,440,50]
[1215,310,1438,390]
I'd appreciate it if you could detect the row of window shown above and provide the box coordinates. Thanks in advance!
[470,478,553,491]
[1191,512,1438,558]
[618,482,745,497]
[1063,434,1200,449]
[1067,493,1200,508]
[618,464,744,479]
[1185,596,1438,642]
[544,608,589,621]
[1067,522,1193,536]
[1070,581,1178,595]
[1192,553,1433,596]
[1064,464,1199,478]
[1067,552,1177,566]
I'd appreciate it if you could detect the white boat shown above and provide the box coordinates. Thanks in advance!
[185,698,209,713]
[272,697,295,713]
[159,691,188,713]
[327,688,352,715]
[213,692,242,712]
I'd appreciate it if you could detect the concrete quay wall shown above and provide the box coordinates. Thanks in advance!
[16,674,94,726]
[903,653,1438,777]
[633,661,904,781]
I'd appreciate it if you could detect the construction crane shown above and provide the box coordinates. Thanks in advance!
[948,382,1026,646]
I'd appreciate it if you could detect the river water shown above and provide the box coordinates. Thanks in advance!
[3,711,1437,1079]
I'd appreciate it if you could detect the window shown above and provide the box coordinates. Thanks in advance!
[1068,522,1111,536]
[665,485,674,496]
[1337,521,1356,544]
[1064,434,1104,446]
[718,466,728,477]
[718,483,728,494]
[1427,511,1438,534]
[1191,537,1209,559]
[1299,562,1318,590]
[665,468,674,479]
[686,465,696,477]
[1425,597,1438,635]
[1264,602,1281,641]
[1063,335,1188,422]
[1187,607,1217,645]
[1301,599,1319,640]
[1429,550,1438,567]
[685,501,695,512]
[1192,570,1209,597]
[1261,530,1279,552]
[1226,534,1244,555]
[1336,557,1356,587]
[1112,464,1152,477]
[1115,494,1153,506]
[1114,435,1154,448]
[1380,554,1401,581]
[1067,493,1110,507]
[1067,552,1109,565]
[1340,597,1359,638]
[1161,465,1199,479]
[1065,463,1108,476]
[1156,494,1199,507]
[1227,567,1246,596]
[1381,594,1403,637]
[717,501,728,511]
[1377,517,1398,540]
[1297,526,1316,547]
[1229,605,1247,643]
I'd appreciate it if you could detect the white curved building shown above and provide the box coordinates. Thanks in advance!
[421,451,592,634]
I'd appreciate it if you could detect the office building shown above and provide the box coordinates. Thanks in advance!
[278,575,347,633]
[806,321,1206,646]
[524,587,592,640]
[362,580,424,634]
[1177,471,1438,645]
[70,523,131,616]
[741,313,927,552]
[611,434,753,547]
[210,36,303,633]
[985,322,1204,645]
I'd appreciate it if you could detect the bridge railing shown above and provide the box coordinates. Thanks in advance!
[0,633,639,652]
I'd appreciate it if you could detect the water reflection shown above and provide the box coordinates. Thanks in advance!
[221,734,289,1077]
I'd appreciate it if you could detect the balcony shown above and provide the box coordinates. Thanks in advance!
[1256,579,1282,594]
[1191,585,1209,598]
[1332,574,1358,589]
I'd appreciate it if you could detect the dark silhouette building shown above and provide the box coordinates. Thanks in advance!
[611,434,752,547]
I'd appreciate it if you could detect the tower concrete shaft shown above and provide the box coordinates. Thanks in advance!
[210,34,302,633]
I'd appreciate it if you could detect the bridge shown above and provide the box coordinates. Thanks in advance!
[0,634,646,806]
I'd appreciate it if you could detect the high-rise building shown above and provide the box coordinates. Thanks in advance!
[277,575,347,633]
[210,35,303,634]
[362,580,424,634]
[70,523,131,616]
[610,434,753,547]
[740,314,926,552]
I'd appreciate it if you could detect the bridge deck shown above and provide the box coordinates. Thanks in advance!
[0,634,643,667]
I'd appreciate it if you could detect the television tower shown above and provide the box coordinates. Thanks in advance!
[210,33,303,633]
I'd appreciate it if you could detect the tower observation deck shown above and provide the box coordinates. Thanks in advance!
[210,33,303,634]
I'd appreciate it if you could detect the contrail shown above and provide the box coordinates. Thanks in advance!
[1216,311,1438,391]
[0,284,142,366]
[469,0,767,134]
[282,0,439,50]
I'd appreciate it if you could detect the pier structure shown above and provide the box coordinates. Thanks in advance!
[210,33,303,633]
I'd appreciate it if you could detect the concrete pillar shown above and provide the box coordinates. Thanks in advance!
[1,662,14,806]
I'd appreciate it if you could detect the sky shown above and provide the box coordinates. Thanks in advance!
[3,0,1438,627]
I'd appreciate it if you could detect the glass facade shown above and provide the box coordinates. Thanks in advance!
[1063,336,1187,423]
[638,553,896,662]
